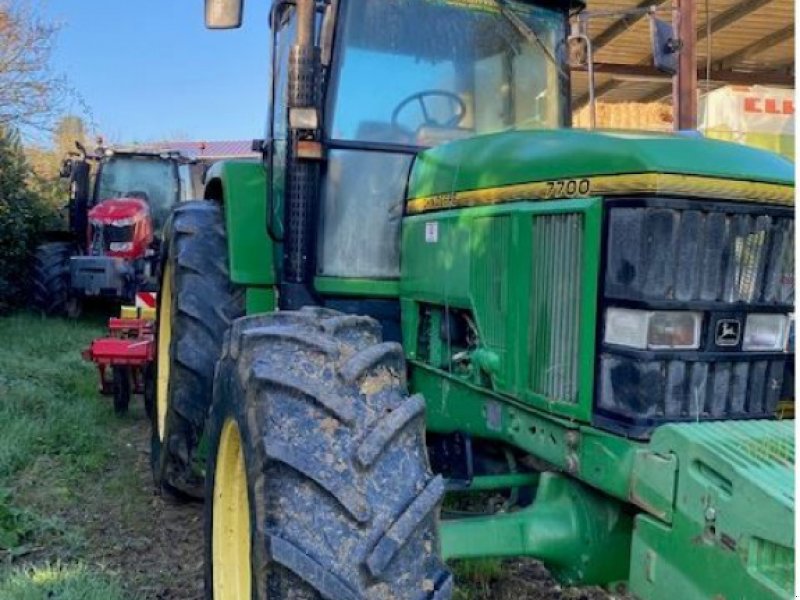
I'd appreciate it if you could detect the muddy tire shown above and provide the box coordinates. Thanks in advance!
[31,242,76,317]
[204,308,452,600]
[152,201,244,498]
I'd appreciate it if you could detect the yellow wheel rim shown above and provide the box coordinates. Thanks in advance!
[213,419,252,600]
[156,263,173,441]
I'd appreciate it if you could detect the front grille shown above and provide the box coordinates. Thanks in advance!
[599,355,785,421]
[597,199,794,438]
[606,205,794,306]
[92,223,134,254]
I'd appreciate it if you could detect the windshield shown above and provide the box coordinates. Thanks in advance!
[95,156,179,230]
[327,0,568,147]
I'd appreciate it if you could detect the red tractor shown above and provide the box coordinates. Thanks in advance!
[31,144,197,316]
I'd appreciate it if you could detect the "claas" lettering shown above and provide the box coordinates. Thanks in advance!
[744,97,795,115]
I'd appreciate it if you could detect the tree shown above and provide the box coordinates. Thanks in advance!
[53,115,88,157]
[0,1,66,132]
[25,115,89,214]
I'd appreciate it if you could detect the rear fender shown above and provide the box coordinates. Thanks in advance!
[203,160,276,289]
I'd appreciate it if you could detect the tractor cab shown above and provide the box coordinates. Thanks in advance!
[92,150,190,231]
[253,0,576,312]
[314,0,569,281]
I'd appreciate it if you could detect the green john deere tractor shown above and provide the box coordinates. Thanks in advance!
[151,0,795,598]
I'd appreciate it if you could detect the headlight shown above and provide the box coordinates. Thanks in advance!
[109,242,133,252]
[605,308,702,350]
[743,314,790,351]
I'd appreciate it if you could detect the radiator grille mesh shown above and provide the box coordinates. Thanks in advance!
[529,214,583,403]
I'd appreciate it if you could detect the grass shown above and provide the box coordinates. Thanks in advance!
[452,559,506,599]
[0,563,126,600]
[0,312,128,598]
[0,313,109,480]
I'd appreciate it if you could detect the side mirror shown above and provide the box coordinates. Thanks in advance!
[205,0,244,29]
[59,159,73,179]
[650,15,680,75]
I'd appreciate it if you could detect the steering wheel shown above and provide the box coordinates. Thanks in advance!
[391,90,467,131]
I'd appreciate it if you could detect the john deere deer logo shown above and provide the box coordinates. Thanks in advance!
[716,319,742,347]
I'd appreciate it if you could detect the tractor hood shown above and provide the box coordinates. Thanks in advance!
[407,129,794,208]
[87,198,153,260]
[88,197,151,226]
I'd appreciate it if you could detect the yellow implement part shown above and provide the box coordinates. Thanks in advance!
[121,306,138,319]
[120,305,156,321]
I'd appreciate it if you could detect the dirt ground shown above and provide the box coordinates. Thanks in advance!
[14,406,613,600]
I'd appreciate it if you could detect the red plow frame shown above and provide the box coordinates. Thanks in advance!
[82,315,155,415]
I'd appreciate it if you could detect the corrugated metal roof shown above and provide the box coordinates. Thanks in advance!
[571,0,794,106]
[138,140,259,160]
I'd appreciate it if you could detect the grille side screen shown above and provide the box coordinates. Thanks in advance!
[471,216,511,353]
[529,213,583,404]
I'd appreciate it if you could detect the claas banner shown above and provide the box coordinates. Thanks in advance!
[699,85,795,160]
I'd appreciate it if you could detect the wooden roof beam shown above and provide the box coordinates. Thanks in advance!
[572,63,794,85]
[714,24,794,69]
[697,0,773,41]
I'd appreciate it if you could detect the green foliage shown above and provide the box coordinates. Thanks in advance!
[0,563,126,600]
[0,490,38,553]
[26,115,90,214]
[0,129,59,312]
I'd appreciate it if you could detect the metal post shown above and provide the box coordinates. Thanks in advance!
[673,0,698,130]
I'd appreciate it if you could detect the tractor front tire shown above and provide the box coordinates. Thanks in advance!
[204,308,452,600]
[152,201,244,498]
[31,242,79,317]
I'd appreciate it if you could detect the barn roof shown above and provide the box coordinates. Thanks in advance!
[571,0,794,107]
[138,140,259,160]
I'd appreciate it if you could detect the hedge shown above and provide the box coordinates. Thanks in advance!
[0,129,58,313]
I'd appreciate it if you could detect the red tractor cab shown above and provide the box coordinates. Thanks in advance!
[32,145,199,316]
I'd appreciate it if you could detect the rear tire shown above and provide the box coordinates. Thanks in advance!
[204,308,453,600]
[151,201,244,498]
[31,242,75,317]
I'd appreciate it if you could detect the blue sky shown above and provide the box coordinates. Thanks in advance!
[41,1,271,144]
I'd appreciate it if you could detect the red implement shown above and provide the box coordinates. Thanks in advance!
[82,317,155,415]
